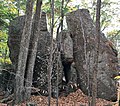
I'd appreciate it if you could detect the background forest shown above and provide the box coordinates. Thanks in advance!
[0,0,120,106]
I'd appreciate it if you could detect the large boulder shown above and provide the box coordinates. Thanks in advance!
[60,31,77,85]
[8,15,24,69]
[66,9,118,101]
[8,9,119,101]
[60,31,73,59]
[55,31,78,96]
[8,12,63,97]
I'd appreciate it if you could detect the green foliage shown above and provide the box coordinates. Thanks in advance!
[0,0,18,67]
[42,0,76,27]
[107,30,120,40]
[42,1,51,16]
[0,0,17,29]
[0,31,11,66]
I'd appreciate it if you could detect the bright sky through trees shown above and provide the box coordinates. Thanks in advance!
[71,0,120,35]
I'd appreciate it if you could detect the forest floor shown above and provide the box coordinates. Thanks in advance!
[0,89,117,106]
[29,89,118,106]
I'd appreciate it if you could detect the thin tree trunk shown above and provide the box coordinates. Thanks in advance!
[91,0,101,106]
[87,52,91,106]
[17,0,20,16]
[48,0,54,105]
[61,0,64,31]
[56,1,64,106]
[14,0,34,104]
[56,48,60,106]
[24,0,42,100]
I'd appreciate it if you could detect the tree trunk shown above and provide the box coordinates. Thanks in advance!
[56,0,64,105]
[14,0,34,104]
[91,0,101,106]
[24,0,42,100]
[48,0,54,105]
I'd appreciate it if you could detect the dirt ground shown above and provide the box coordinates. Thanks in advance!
[21,89,118,106]
[0,89,118,106]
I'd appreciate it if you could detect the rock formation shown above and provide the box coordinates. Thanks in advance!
[8,12,63,97]
[7,9,119,101]
[66,9,118,101]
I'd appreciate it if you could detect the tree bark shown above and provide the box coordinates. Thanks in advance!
[56,0,64,106]
[91,0,101,106]
[14,0,34,104]
[48,0,54,106]
[61,0,64,31]
[24,0,42,100]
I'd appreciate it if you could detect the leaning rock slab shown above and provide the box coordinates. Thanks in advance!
[66,9,118,101]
